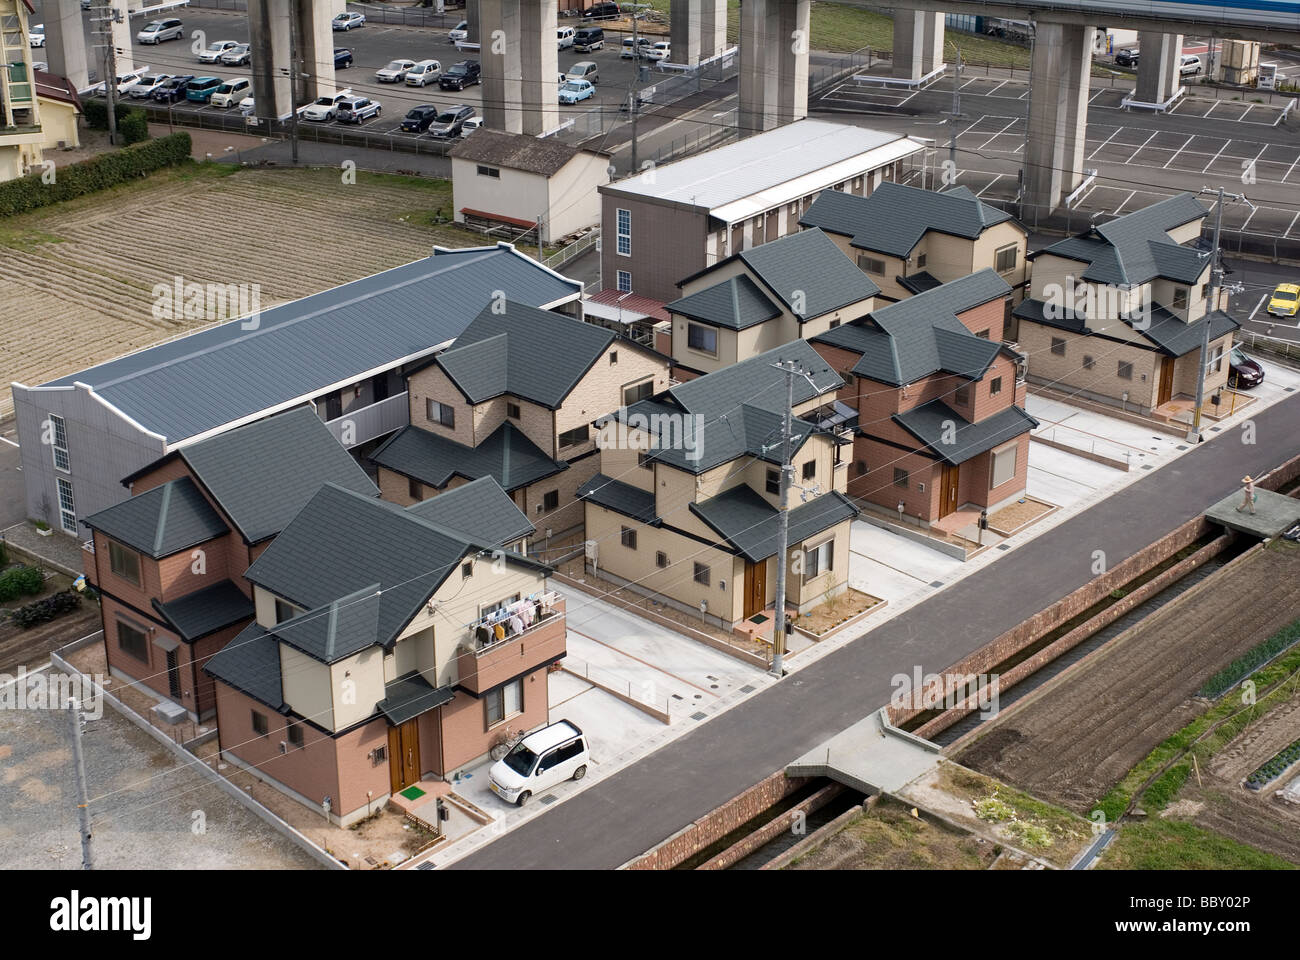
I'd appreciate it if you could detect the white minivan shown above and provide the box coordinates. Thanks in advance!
[1179,54,1202,76]
[488,720,589,806]
[557,26,575,50]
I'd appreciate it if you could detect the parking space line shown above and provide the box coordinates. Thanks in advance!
[976,117,1018,151]
[1248,292,1269,320]
[1087,126,1121,160]
[1162,135,1194,168]
[1239,206,1258,232]
[1088,88,1107,103]
[1200,138,1228,173]
[975,173,1005,197]
[988,79,1008,96]
[1286,210,1300,238]
[1124,131,1158,164]
[1240,103,1256,122]
[1114,189,1136,214]
[1284,152,1300,183]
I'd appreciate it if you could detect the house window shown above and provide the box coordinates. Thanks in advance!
[995,245,1018,273]
[617,270,632,292]
[990,444,1017,489]
[916,252,927,269]
[857,254,886,275]
[990,376,1003,397]
[275,599,302,624]
[117,620,149,664]
[623,379,653,405]
[894,468,909,487]
[506,401,521,420]
[616,207,631,256]
[955,384,970,406]
[485,679,523,727]
[408,476,422,500]
[620,526,637,549]
[1118,360,1134,380]
[476,164,500,179]
[686,323,717,356]
[609,350,618,365]
[56,478,77,535]
[558,424,589,448]
[854,460,867,477]
[1208,343,1225,374]
[1083,355,1095,370]
[542,490,559,511]
[1172,288,1188,310]
[109,541,141,587]
[976,329,990,339]
[802,461,816,482]
[49,414,70,472]
[803,538,834,581]
[1051,338,1066,356]
[287,721,304,749]
[427,399,455,429]
[656,551,669,568]
[829,319,840,329]
[252,711,268,737]
[637,451,653,469]
[766,469,780,495]
[371,745,387,766]
[462,561,474,578]
[693,562,710,586]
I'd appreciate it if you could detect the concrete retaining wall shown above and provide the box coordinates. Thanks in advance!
[697,781,843,870]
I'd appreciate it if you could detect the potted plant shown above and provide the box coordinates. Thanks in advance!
[34,520,52,538]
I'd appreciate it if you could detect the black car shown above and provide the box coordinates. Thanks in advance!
[1228,345,1264,389]
[428,104,475,139]
[439,59,480,90]
[334,47,353,69]
[400,104,440,133]
[1115,48,1139,67]
[583,1,621,20]
[151,74,195,103]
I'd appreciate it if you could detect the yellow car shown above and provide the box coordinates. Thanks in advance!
[1267,282,1300,318]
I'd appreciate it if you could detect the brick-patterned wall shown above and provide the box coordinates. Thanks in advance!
[520,451,596,538]
[405,364,476,446]
[1018,322,1158,411]
[439,666,550,774]
[623,771,809,869]
[850,438,940,519]
[955,297,1006,342]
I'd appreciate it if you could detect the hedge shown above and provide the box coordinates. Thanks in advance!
[0,131,192,218]
[8,591,80,629]
[0,564,44,603]
[118,109,150,145]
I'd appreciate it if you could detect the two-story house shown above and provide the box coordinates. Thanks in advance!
[370,300,669,540]
[799,182,1029,305]
[0,1,43,182]
[579,340,859,631]
[811,270,1038,528]
[665,228,880,380]
[80,407,379,722]
[1013,193,1239,416]
[203,477,564,825]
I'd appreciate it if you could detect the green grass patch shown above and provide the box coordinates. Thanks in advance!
[0,224,63,251]
[1140,762,1190,811]
[1199,617,1300,699]
[1099,819,1295,870]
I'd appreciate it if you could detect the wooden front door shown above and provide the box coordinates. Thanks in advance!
[1157,356,1175,406]
[387,719,421,794]
[743,560,766,620]
[938,463,960,519]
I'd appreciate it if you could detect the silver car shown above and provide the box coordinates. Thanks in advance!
[336,96,381,123]
[137,19,183,45]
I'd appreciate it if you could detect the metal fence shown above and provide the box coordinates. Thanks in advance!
[190,0,465,26]
[543,228,598,270]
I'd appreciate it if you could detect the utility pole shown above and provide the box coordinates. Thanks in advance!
[948,43,962,173]
[90,3,119,145]
[67,697,93,870]
[629,8,641,175]
[537,211,544,261]
[288,0,300,164]
[1188,186,1248,443]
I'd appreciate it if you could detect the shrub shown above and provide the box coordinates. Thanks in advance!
[118,108,150,146]
[82,97,108,130]
[0,132,192,218]
[9,591,80,628]
[0,565,44,602]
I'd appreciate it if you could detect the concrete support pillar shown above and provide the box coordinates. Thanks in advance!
[480,0,523,133]
[1135,31,1184,104]
[1023,21,1092,214]
[892,8,943,81]
[248,0,336,120]
[670,0,701,66]
[739,0,808,135]
[777,0,810,125]
[701,0,727,61]
[42,0,88,92]
[467,0,480,45]
[110,0,134,75]
[518,0,558,136]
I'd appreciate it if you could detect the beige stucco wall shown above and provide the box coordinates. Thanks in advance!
[279,644,334,731]
[554,342,669,460]
[545,150,609,240]
[452,159,546,233]
[38,97,79,150]
[331,647,386,729]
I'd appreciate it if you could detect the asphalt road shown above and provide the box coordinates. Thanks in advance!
[452,391,1300,869]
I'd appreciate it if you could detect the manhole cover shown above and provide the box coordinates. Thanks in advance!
[998,544,1011,551]
[691,711,708,721]
[929,580,944,588]
[1177,444,1188,450]
[1142,464,1154,469]
[739,684,755,693]
[540,794,559,805]
[417,862,435,870]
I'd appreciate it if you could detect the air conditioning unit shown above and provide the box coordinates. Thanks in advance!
[584,539,599,563]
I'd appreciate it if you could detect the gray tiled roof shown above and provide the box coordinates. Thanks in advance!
[82,476,229,558]
[405,475,535,547]
[370,421,566,492]
[41,246,581,442]
[688,485,859,563]
[153,580,254,642]
[273,584,383,664]
[800,182,1018,257]
[435,300,618,408]
[737,228,880,319]
[1012,297,1090,335]
[165,406,378,543]
[667,275,782,331]
[892,401,1038,466]
[577,473,658,524]
[1126,307,1240,357]
[202,623,285,711]
[377,672,455,726]
[898,271,943,295]
[449,129,588,176]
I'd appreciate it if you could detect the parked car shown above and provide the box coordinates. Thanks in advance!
[557,26,575,49]
[209,77,252,108]
[376,59,417,83]
[151,75,195,103]
[583,1,622,20]
[645,40,671,62]
[301,89,354,122]
[399,104,441,132]
[185,76,223,103]
[1179,54,1202,76]
[29,23,44,48]
[448,20,469,43]
[1228,345,1265,389]
[488,720,589,806]
[1267,282,1300,318]
[32,61,47,72]
[336,95,381,123]
[558,78,595,104]
[111,70,153,97]
[427,104,475,138]
[460,116,483,138]
[621,36,652,59]
[127,74,172,99]
[332,12,365,31]
[439,59,480,90]
[1114,48,1138,67]
[137,18,184,45]
[220,44,252,67]
[574,27,605,52]
[566,61,599,84]
[334,47,353,69]
[239,95,256,114]
[405,59,442,86]
[199,41,240,64]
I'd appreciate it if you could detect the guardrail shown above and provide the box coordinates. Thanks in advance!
[543,228,598,270]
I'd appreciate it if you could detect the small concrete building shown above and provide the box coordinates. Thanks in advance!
[450,130,609,243]
[598,119,925,302]
[33,70,81,152]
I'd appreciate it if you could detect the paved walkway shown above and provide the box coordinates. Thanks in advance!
[451,392,1300,870]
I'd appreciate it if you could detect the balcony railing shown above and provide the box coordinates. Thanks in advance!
[321,391,409,449]
[455,595,566,695]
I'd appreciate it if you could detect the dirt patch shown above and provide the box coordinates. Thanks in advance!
[786,796,994,870]
[0,570,102,673]
[956,543,1300,813]
[796,588,882,636]
[987,496,1054,535]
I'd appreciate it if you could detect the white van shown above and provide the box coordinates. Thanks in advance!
[557,26,575,50]
[1179,54,1202,76]
[405,59,442,86]
[488,719,589,806]
[209,77,252,107]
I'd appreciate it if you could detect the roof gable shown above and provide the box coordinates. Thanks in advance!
[404,475,535,546]
[83,476,229,559]
[737,228,880,318]
[667,275,782,330]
